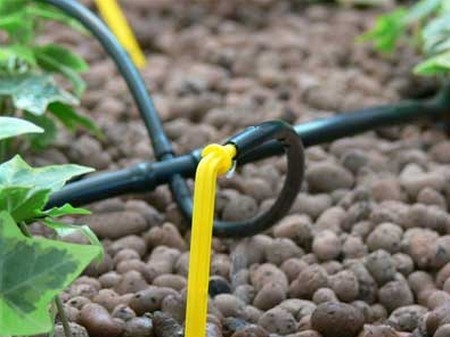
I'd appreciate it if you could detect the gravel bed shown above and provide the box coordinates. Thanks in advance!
[29,1,450,337]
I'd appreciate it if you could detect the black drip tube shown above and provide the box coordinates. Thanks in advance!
[41,0,450,237]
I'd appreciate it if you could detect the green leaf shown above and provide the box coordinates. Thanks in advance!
[358,8,407,53]
[0,116,43,141]
[24,112,58,150]
[0,44,37,67]
[0,74,79,115]
[0,11,32,41]
[33,44,88,97]
[48,102,103,138]
[0,155,94,193]
[0,211,101,335]
[42,218,104,262]
[0,0,27,16]
[34,44,88,73]
[414,50,450,75]
[43,204,91,218]
[405,0,442,23]
[27,3,87,33]
[0,186,50,223]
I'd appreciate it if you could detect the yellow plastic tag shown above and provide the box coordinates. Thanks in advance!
[184,144,237,337]
[94,0,146,68]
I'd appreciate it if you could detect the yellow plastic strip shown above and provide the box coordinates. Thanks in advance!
[185,144,237,337]
[94,0,147,68]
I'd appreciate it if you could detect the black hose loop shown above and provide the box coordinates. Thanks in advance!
[171,120,304,238]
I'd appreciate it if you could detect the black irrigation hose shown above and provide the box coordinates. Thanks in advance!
[38,0,174,160]
[42,0,450,237]
[48,86,450,211]
[40,0,307,238]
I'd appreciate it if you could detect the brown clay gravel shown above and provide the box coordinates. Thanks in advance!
[30,1,450,337]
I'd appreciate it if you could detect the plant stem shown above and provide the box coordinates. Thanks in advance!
[18,222,32,238]
[18,222,72,337]
[55,296,72,337]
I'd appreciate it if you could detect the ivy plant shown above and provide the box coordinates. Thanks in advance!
[0,117,103,336]
[0,0,101,155]
[360,0,450,77]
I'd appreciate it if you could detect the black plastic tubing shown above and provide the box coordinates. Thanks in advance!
[175,120,304,238]
[38,0,174,160]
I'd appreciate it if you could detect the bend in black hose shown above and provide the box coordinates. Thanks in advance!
[171,120,305,238]
[38,0,174,160]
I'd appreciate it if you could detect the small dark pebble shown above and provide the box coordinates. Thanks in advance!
[152,311,183,337]
[210,276,232,297]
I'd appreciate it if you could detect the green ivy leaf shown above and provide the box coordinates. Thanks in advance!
[43,203,91,218]
[34,44,88,96]
[0,44,37,67]
[0,186,50,223]
[358,8,407,53]
[0,116,43,141]
[405,0,442,23]
[0,10,33,43]
[0,155,94,193]
[42,218,104,262]
[48,102,103,138]
[27,3,87,33]
[34,44,88,73]
[23,112,58,150]
[0,74,78,115]
[0,211,101,336]
[0,0,27,16]
[414,50,450,75]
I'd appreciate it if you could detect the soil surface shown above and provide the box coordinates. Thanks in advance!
[29,1,450,337]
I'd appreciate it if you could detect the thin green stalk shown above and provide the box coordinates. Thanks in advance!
[55,296,71,337]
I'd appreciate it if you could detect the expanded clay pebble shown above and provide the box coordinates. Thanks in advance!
[258,307,297,335]
[434,324,450,337]
[152,311,183,337]
[312,230,341,261]
[366,222,403,253]
[311,302,364,337]
[253,282,287,310]
[214,294,246,317]
[364,250,396,286]
[281,258,308,282]
[289,265,329,299]
[129,286,178,315]
[405,204,450,233]
[305,162,354,193]
[342,235,367,259]
[54,322,88,337]
[250,263,289,291]
[99,271,122,289]
[113,270,148,295]
[230,325,269,337]
[144,223,187,251]
[152,274,186,291]
[123,316,154,337]
[78,303,124,337]
[329,270,359,303]
[84,211,148,239]
[266,238,304,266]
[312,288,338,304]
[378,278,414,313]
[387,305,428,332]
[222,194,259,222]
[357,324,399,337]
[110,235,148,257]
[273,215,313,251]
